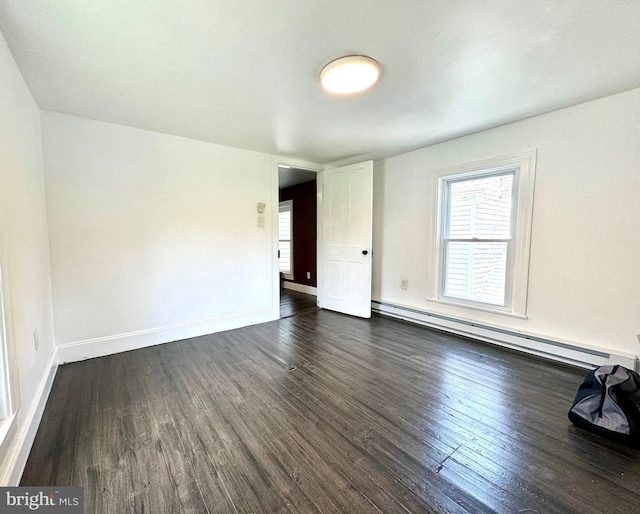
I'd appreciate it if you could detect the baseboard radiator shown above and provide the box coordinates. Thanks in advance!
[372,300,637,371]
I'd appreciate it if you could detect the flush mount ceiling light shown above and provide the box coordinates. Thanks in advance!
[320,56,380,94]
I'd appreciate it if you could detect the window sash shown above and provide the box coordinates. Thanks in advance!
[441,240,512,307]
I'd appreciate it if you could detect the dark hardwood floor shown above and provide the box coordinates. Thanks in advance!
[22,308,640,513]
[280,287,318,318]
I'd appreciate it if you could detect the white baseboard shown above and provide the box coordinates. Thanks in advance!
[372,299,637,370]
[283,281,317,296]
[57,308,278,364]
[0,347,58,485]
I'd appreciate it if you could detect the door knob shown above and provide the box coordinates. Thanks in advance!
[362,250,369,255]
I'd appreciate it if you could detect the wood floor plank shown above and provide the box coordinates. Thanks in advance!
[21,307,640,513]
[280,289,318,319]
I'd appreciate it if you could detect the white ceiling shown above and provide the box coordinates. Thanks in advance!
[278,167,317,190]
[1,1,639,164]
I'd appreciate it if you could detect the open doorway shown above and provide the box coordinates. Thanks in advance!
[278,166,319,318]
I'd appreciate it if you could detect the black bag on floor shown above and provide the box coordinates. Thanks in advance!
[568,365,640,445]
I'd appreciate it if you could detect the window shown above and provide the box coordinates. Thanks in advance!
[432,150,536,316]
[442,171,514,306]
[0,306,10,421]
[278,200,293,279]
[0,263,16,445]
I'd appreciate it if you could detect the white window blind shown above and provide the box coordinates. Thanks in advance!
[278,201,293,278]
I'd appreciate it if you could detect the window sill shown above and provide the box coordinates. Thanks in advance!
[425,297,528,319]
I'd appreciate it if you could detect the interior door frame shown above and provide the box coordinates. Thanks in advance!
[270,156,324,319]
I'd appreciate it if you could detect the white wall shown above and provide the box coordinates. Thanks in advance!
[0,30,57,483]
[373,88,640,359]
[43,112,277,361]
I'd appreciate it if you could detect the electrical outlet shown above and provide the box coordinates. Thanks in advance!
[33,329,39,351]
[400,276,408,290]
[306,272,311,279]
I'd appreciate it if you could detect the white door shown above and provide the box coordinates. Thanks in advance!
[322,161,373,318]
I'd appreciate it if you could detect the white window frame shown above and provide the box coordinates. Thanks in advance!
[429,149,536,318]
[0,288,12,421]
[278,200,294,280]
[0,236,19,447]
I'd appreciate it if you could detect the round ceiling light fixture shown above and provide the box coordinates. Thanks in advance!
[320,55,380,94]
